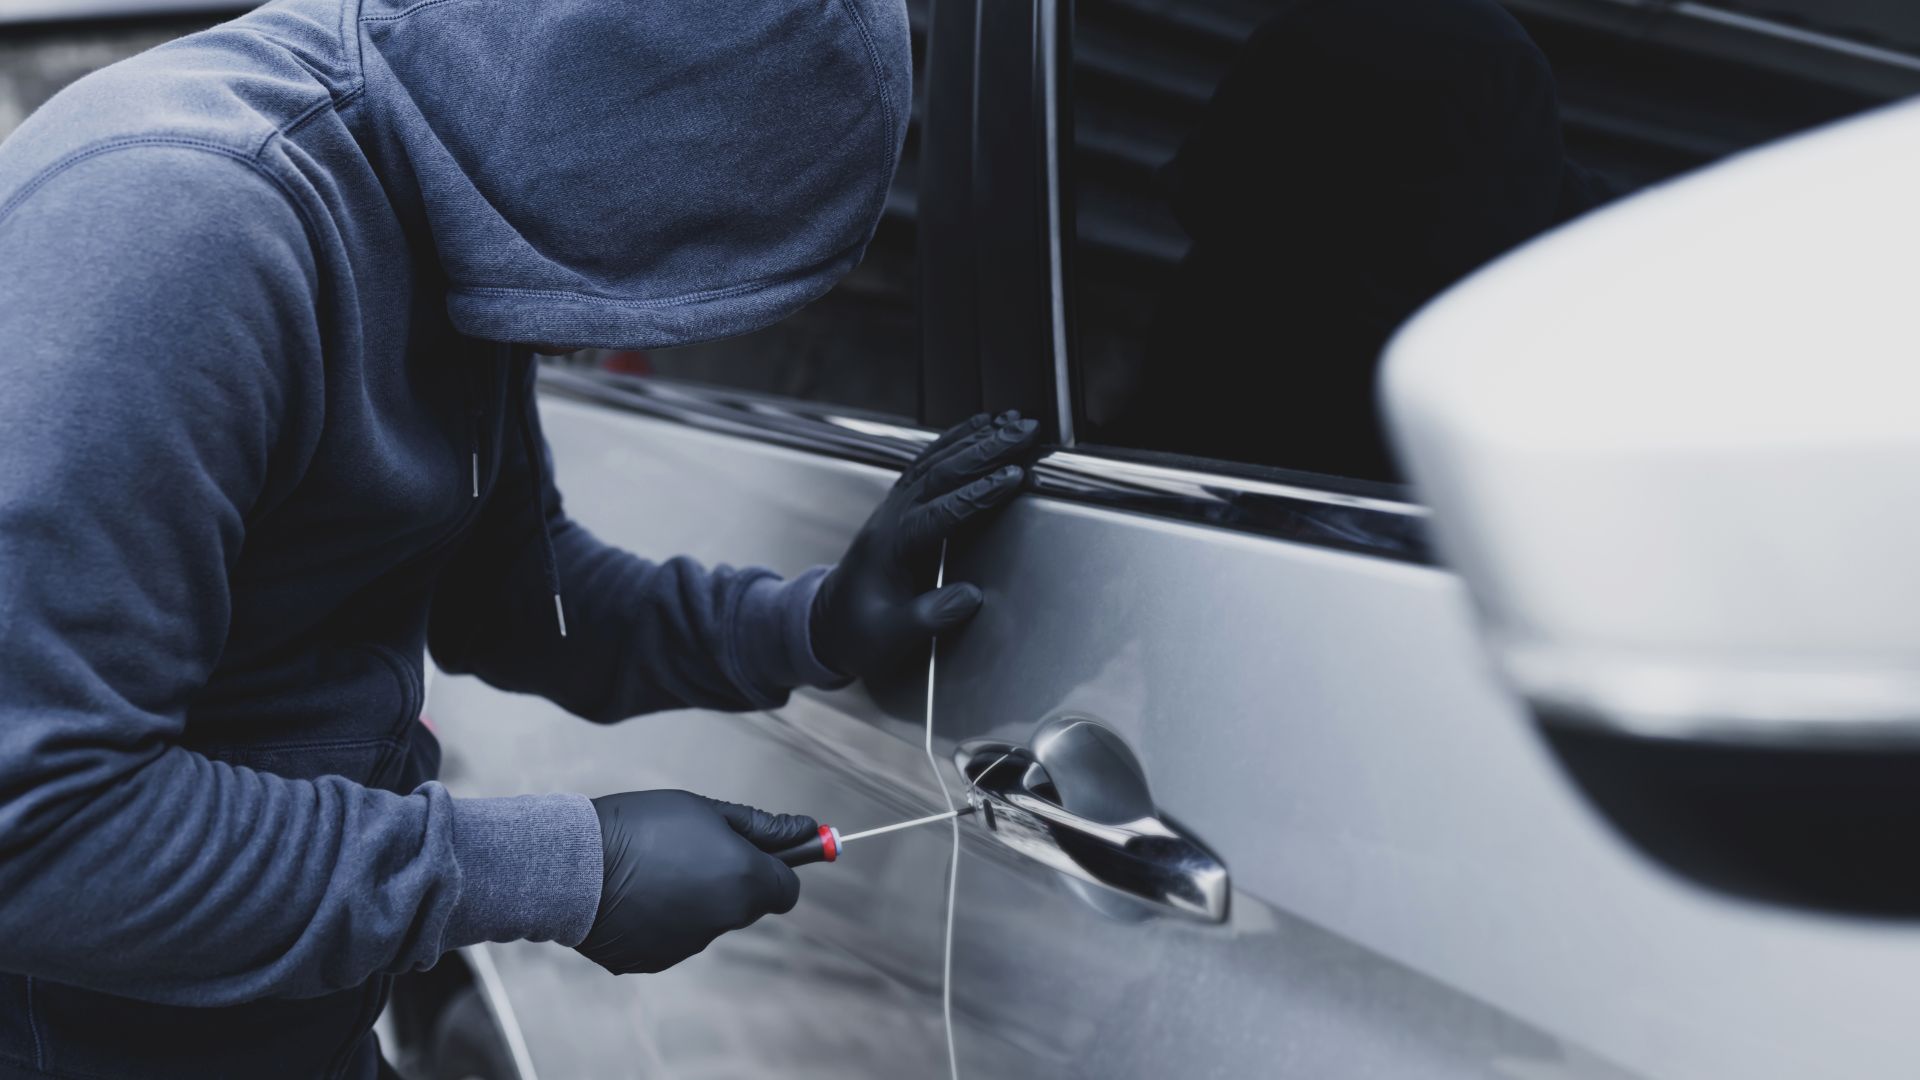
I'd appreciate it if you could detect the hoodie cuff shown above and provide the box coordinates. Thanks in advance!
[734,566,854,705]
[446,794,603,949]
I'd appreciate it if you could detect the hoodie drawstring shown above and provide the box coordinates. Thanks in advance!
[466,374,481,500]
[508,347,568,638]
[476,343,564,634]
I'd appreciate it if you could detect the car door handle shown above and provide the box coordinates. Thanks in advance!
[955,741,1230,923]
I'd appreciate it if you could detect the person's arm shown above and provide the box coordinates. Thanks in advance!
[0,149,600,1005]
[426,383,842,721]
[429,379,1042,723]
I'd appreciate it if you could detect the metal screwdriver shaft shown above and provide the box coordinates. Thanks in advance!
[773,806,976,867]
[839,807,972,843]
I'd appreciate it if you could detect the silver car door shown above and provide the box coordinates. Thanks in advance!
[934,1,1920,1078]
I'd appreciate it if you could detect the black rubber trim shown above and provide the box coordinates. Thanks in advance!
[969,0,1061,434]
[915,0,1064,435]
[539,366,1432,565]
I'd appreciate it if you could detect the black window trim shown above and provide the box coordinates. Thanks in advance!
[1040,0,1076,447]
[539,366,1435,564]
[919,0,1068,437]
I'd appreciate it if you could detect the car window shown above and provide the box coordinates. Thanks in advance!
[1064,0,1918,484]
[572,1,929,422]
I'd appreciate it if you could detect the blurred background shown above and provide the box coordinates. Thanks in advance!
[0,3,247,139]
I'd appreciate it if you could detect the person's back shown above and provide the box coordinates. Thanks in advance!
[0,1,1010,1075]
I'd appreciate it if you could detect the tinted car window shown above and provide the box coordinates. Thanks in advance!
[1067,0,1916,483]
[574,1,929,421]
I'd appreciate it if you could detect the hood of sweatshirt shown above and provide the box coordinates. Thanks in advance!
[352,0,911,350]
[0,0,897,1044]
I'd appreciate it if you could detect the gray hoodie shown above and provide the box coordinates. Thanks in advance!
[0,0,907,1072]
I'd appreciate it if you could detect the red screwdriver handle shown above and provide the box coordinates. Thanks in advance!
[775,825,840,867]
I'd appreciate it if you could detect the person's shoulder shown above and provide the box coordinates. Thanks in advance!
[0,143,320,464]
[0,135,313,286]
[0,139,320,388]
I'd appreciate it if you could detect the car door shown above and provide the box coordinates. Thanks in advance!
[932,1,1920,1078]
[419,2,992,1074]
[427,405,960,1078]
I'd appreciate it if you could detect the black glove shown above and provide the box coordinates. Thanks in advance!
[811,411,1041,681]
[576,790,816,976]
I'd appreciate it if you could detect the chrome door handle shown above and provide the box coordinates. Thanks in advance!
[956,741,1230,923]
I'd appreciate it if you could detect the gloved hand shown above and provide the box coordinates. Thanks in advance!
[811,411,1042,680]
[576,790,816,975]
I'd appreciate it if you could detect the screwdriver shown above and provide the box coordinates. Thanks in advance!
[775,806,977,867]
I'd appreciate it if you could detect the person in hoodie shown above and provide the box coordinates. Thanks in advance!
[0,0,1038,1075]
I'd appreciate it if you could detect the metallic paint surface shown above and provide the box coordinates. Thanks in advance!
[436,397,1920,1078]
[935,496,1920,1079]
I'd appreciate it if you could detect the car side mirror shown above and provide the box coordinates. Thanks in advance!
[1381,97,1920,913]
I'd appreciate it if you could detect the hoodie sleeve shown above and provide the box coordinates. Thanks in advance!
[0,148,601,1006]
[428,385,847,724]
